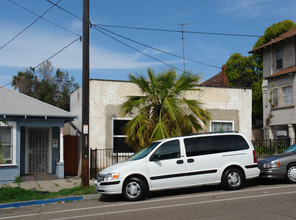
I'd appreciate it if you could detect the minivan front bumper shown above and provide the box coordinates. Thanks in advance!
[95,179,123,195]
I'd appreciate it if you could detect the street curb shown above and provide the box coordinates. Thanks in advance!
[0,194,100,209]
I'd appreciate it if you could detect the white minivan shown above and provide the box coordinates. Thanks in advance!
[95,132,260,201]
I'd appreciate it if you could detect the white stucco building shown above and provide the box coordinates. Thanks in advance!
[70,79,252,153]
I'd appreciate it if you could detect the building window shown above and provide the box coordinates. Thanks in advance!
[282,86,293,106]
[0,121,16,165]
[211,121,233,132]
[112,118,134,153]
[276,49,283,69]
[272,88,278,108]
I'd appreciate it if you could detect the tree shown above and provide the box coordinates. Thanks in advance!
[122,68,211,150]
[225,20,296,127]
[11,61,79,111]
[11,69,34,97]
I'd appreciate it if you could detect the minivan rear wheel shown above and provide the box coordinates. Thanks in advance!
[222,168,245,190]
[122,177,147,201]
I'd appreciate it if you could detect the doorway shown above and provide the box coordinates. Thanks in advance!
[25,127,51,174]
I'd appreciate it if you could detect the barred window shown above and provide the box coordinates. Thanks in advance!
[112,119,134,153]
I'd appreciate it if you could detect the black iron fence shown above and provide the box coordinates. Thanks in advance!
[252,138,294,158]
[90,138,295,179]
[90,148,133,179]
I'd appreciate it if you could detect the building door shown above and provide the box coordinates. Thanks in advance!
[26,128,51,174]
[64,135,78,176]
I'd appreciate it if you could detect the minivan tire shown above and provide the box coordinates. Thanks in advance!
[222,167,245,190]
[122,177,147,201]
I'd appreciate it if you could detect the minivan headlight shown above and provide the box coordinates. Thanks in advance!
[263,162,280,169]
[104,173,120,181]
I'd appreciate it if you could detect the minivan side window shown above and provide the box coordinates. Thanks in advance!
[153,140,180,160]
[184,135,249,156]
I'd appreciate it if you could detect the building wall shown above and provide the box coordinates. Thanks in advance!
[71,80,252,151]
[261,38,296,140]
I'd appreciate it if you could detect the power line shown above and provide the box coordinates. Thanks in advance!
[94,24,264,38]
[0,37,81,89]
[93,26,197,75]
[46,0,83,21]
[33,37,81,70]
[94,25,220,69]
[0,0,62,50]
[8,0,81,37]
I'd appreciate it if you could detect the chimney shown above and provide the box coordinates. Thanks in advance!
[221,65,228,87]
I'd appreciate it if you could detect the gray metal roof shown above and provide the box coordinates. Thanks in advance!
[0,87,76,119]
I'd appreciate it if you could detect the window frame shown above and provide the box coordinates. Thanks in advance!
[112,118,134,154]
[210,120,234,133]
[281,85,293,106]
[0,121,16,166]
[276,49,283,69]
[272,88,279,108]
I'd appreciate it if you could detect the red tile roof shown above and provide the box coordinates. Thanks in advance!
[249,27,296,53]
[201,65,228,87]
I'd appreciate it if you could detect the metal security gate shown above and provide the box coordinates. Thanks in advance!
[28,128,49,173]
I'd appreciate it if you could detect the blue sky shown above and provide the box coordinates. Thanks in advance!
[0,0,296,88]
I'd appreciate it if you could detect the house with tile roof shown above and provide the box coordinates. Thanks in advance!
[0,87,76,184]
[250,27,296,141]
[201,65,228,87]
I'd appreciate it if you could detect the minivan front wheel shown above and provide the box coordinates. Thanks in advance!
[222,168,244,190]
[122,177,147,201]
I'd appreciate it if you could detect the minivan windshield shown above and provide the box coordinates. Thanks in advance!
[127,142,160,161]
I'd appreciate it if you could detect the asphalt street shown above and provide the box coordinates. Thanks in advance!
[0,179,296,220]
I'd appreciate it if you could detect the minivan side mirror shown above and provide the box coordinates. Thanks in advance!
[150,153,161,161]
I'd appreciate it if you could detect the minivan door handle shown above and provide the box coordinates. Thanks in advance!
[187,158,194,163]
[176,160,184,164]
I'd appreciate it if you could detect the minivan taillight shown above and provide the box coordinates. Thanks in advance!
[253,150,257,163]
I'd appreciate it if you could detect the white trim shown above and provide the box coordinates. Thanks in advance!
[0,121,16,166]
[210,120,234,132]
[59,127,64,163]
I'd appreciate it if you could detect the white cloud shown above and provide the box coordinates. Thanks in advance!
[0,25,166,71]
[220,0,296,19]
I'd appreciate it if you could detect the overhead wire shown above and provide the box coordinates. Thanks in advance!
[94,25,221,70]
[0,36,81,89]
[93,26,188,74]
[0,0,62,50]
[8,0,81,37]
[46,0,83,21]
[94,24,264,38]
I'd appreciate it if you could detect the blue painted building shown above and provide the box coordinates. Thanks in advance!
[0,88,76,184]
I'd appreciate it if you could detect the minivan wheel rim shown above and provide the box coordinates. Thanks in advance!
[288,166,296,181]
[126,182,141,199]
[227,172,241,187]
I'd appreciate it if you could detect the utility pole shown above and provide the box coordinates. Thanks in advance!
[81,0,89,187]
[178,23,194,72]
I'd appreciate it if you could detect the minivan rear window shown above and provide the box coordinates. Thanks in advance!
[184,135,249,157]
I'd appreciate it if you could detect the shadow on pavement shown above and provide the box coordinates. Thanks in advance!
[98,178,289,202]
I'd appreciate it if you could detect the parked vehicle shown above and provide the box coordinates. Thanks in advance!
[95,132,260,201]
[258,143,296,183]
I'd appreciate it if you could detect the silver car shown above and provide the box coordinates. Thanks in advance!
[258,143,296,183]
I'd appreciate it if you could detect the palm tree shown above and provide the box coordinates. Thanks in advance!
[122,68,211,150]
[11,70,34,96]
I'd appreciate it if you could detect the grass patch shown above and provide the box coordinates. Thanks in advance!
[0,185,97,204]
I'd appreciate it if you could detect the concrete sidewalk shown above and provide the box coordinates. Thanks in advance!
[1,176,95,192]
[0,176,99,209]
